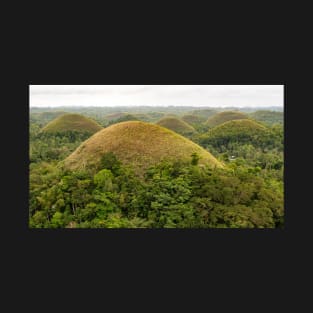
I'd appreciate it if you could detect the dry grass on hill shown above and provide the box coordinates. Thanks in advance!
[64,121,223,174]
[42,114,103,134]
[206,111,249,127]
[181,114,206,125]
[156,117,196,135]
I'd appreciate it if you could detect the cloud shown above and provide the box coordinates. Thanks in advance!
[29,85,284,107]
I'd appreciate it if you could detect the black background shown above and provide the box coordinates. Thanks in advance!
[2,6,310,311]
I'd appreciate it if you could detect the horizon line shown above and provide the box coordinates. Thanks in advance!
[30,105,284,108]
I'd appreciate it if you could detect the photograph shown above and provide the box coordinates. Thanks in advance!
[29,85,284,228]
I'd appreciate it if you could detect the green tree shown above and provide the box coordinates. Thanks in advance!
[191,152,200,165]
[50,212,65,228]
[99,152,121,174]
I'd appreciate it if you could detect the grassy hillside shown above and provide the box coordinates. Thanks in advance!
[146,112,165,121]
[30,111,69,126]
[189,109,218,119]
[107,114,139,125]
[63,121,223,174]
[103,112,129,121]
[156,117,196,135]
[41,114,103,134]
[181,114,206,125]
[206,111,249,127]
[200,119,268,148]
[132,113,151,122]
[249,110,284,125]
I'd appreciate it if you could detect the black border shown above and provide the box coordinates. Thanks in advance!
[5,76,302,310]
[3,6,307,309]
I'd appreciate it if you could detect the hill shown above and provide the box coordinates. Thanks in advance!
[30,111,69,126]
[189,109,218,119]
[200,119,268,148]
[156,117,196,135]
[103,112,128,121]
[107,114,139,125]
[63,121,223,173]
[206,111,249,127]
[181,114,206,125]
[41,114,103,134]
[146,112,165,121]
[132,113,151,122]
[249,110,283,125]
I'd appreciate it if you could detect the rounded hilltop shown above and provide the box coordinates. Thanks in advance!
[103,112,129,121]
[156,117,196,136]
[30,111,69,124]
[106,113,139,125]
[181,114,206,125]
[206,111,249,127]
[200,119,268,147]
[41,114,103,134]
[249,110,284,125]
[190,109,218,119]
[63,121,223,174]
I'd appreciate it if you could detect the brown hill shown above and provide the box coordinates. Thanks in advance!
[42,114,102,134]
[63,121,223,174]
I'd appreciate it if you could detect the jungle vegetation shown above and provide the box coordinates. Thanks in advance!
[29,106,284,228]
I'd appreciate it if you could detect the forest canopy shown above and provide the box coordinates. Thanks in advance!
[29,106,284,228]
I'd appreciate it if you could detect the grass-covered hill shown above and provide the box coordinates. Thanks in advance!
[249,110,284,125]
[63,121,223,174]
[132,113,151,122]
[199,119,268,148]
[30,111,69,126]
[181,114,206,125]
[103,112,128,121]
[189,109,218,119]
[41,114,103,134]
[146,112,165,121]
[107,114,139,125]
[156,117,196,135]
[206,111,249,127]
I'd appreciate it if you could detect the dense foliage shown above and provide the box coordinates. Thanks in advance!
[30,124,92,163]
[29,107,284,228]
[249,110,284,125]
[196,122,283,182]
[107,114,139,126]
[29,156,283,228]
[198,121,283,151]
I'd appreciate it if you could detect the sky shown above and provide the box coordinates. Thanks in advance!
[29,85,284,108]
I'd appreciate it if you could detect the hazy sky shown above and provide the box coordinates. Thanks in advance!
[29,85,284,107]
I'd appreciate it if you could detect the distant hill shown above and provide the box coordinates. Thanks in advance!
[200,119,268,148]
[181,114,206,125]
[63,121,223,174]
[146,112,165,121]
[132,113,151,122]
[189,109,218,119]
[249,110,283,125]
[103,112,129,121]
[41,114,102,134]
[156,117,196,136]
[107,114,139,125]
[30,111,69,126]
[206,111,249,127]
